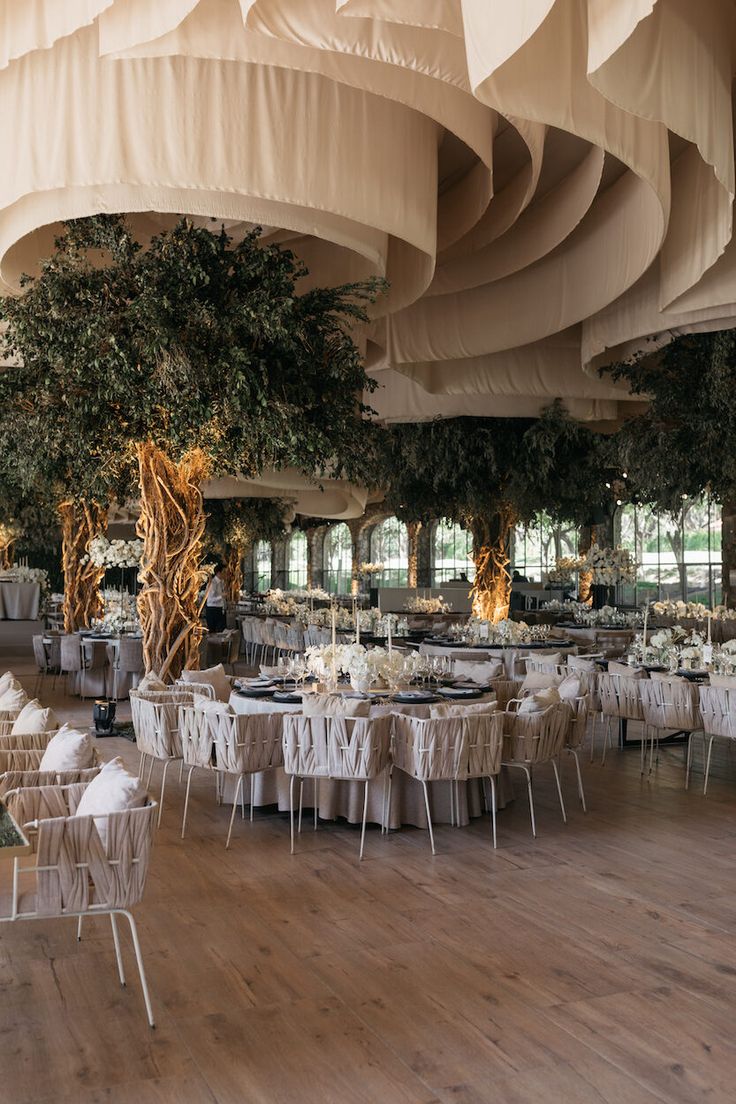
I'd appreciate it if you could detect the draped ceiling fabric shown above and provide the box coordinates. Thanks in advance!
[2,0,736,427]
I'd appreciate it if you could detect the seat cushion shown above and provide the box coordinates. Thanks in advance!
[193,694,233,716]
[452,659,503,683]
[302,694,370,718]
[429,700,498,718]
[137,671,167,692]
[0,670,17,695]
[0,683,28,713]
[518,687,561,713]
[557,675,582,703]
[38,724,95,772]
[73,757,147,847]
[180,663,231,702]
[568,654,601,672]
[11,698,59,735]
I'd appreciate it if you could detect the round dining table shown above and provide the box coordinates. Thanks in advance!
[225,687,512,830]
[419,638,577,677]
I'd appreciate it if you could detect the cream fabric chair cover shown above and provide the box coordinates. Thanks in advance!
[0,730,55,752]
[501,701,571,837]
[130,688,193,827]
[0,765,100,802]
[697,685,736,795]
[639,676,703,778]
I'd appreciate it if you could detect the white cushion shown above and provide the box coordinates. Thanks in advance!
[302,694,370,718]
[608,661,644,678]
[708,673,736,688]
[0,670,17,695]
[73,757,147,847]
[38,725,95,772]
[452,659,503,683]
[518,687,561,713]
[180,663,231,702]
[137,671,167,692]
[429,700,498,718]
[526,651,562,669]
[557,675,582,703]
[0,683,28,713]
[521,671,562,692]
[193,694,233,716]
[10,699,59,735]
[568,655,600,672]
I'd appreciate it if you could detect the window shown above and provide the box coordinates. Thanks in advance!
[370,517,408,587]
[286,531,307,589]
[617,497,721,605]
[323,523,353,594]
[432,520,475,585]
[512,515,579,582]
[254,540,272,593]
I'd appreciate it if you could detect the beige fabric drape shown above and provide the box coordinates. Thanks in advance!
[1,0,736,418]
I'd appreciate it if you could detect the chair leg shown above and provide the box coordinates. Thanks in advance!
[145,756,156,791]
[181,765,196,839]
[298,779,304,834]
[120,910,155,1028]
[521,765,536,838]
[289,774,296,855]
[250,774,255,822]
[602,716,611,766]
[420,780,436,854]
[449,778,455,827]
[77,915,83,941]
[178,761,184,783]
[226,775,243,849]
[359,779,369,861]
[685,731,694,789]
[381,767,389,833]
[314,779,318,830]
[589,712,597,763]
[157,759,170,828]
[489,775,497,849]
[704,734,716,796]
[551,758,567,824]
[570,749,587,813]
[110,913,126,986]
[138,751,147,780]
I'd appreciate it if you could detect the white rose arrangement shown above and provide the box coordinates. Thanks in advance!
[404,595,451,614]
[359,562,385,576]
[85,536,144,569]
[579,544,636,585]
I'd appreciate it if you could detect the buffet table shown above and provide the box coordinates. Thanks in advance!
[0,581,39,620]
[226,689,512,829]
[419,639,577,678]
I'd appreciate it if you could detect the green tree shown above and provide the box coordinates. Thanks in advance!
[0,215,382,676]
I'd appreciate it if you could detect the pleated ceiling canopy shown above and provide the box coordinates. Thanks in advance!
[2,0,736,428]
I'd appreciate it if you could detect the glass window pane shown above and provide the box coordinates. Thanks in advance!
[254,540,271,593]
[432,520,475,585]
[324,524,352,594]
[287,531,307,589]
[370,518,408,587]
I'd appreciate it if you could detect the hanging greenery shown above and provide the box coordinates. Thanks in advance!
[205,497,288,603]
[0,215,382,677]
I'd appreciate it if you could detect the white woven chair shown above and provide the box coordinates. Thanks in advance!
[0,705,27,737]
[391,712,504,853]
[639,677,703,777]
[283,713,392,860]
[1,782,158,1026]
[130,688,191,826]
[698,685,736,794]
[502,701,571,837]
[563,693,590,813]
[177,704,224,839]
[208,709,287,848]
[596,672,644,765]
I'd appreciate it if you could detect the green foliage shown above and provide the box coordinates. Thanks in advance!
[205,497,288,556]
[606,330,736,512]
[0,214,383,506]
[381,404,609,530]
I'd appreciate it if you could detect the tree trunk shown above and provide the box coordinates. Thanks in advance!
[0,541,14,570]
[722,497,736,608]
[223,544,244,604]
[136,442,208,681]
[59,500,107,632]
[470,507,515,622]
[577,524,595,605]
[407,521,421,589]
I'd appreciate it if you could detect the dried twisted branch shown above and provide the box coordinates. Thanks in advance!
[59,500,107,632]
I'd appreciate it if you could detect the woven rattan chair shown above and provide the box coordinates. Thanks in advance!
[110,636,144,701]
[639,677,703,777]
[130,689,191,826]
[177,704,222,839]
[501,701,571,837]
[596,672,644,765]
[32,634,59,697]
[283,713,392,860]
[563,692,590,812]
[1,782,158,1026]
[204,709,287,848]
[697,685,736,794]
[391,711,504,853]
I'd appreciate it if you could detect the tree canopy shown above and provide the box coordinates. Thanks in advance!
[0,214,383,504]
[204,497,288,558]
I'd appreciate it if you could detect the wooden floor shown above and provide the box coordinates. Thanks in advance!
[2,655,736,1103]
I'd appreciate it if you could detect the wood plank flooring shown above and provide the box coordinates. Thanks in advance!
[1,656,736,1103]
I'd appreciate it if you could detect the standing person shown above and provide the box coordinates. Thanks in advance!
[205,563,227,632]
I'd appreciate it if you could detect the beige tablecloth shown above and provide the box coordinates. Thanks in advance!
[226,690,511,828]
[0,581,40,620]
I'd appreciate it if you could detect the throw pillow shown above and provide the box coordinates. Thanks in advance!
[73,757,147,847]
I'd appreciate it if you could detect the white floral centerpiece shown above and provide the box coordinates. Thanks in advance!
[404,594,451,614]
[541,598,588,614]
[91,588,140,634]
[575,604,641,628]
[579,544,636,585]
[84,536,144,569]
[359,562,384,577]
[545,556,584,588]
[304,642,413,692]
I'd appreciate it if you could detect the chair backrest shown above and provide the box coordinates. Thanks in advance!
[565,694,590,750]
[32,635,48,672]
[226,629,241,665]
[207,710,286,774]
[594,630,634,658]
[699,685,736,740]
[0,765,100,802]
[59,634,83,673]
[118,636,144,674]
[597,672,643,721]
[9,786,157,916]
[503,701,571,763]
[640,676,701,731]
[178,705,215,769]
[487,677,522,709]
[130,690,192,758]
[391,712,503,782]
[0,730,55,752]
[283,713,391,780]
